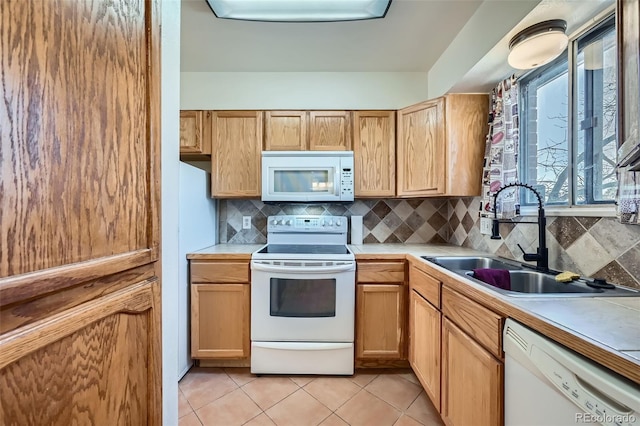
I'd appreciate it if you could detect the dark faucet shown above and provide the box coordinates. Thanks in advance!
[490,182,549,272]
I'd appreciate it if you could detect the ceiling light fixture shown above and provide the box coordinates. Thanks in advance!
[507,19,568,70]
[205,0,392,22]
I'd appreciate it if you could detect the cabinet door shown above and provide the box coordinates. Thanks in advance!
[409,290,441,411]
[356,284,405,359]
[442,318,503,426]
[309,111,352,151]
[180,110,207,154]
[265,110,308,150]
[191,283,250,359]
[211,111,263,197]
[353,111,396,197]
[397,99,446,196]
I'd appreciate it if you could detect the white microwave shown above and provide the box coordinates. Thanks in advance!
[261,151,354,202]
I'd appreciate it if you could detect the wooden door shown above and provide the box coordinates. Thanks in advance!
[397,99,446,196]
[409,290,441,411]
[441,318,503,426]
[211,111,263,197]
[353,111,396,197]
[0,0,161,424]
[356,284,405,360]
[264,110,308,150]
[309,111,352,150]
[180,110,205,154]
[191,284,250,359]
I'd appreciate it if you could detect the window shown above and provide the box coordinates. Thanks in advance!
[519,15,617,208]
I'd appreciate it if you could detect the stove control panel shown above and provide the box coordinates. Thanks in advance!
[267,215,348,233]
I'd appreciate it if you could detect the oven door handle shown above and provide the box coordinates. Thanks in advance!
[251,262,354,274]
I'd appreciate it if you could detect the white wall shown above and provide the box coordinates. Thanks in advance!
[427,0,541,98]
[180,72,428,109]
[161,0,181,424]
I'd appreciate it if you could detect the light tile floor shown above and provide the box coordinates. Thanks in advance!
[179,367,443,426]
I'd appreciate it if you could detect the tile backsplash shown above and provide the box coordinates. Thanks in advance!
[218,197,639,289]
[218,198,455,245]
[449,198,640,290]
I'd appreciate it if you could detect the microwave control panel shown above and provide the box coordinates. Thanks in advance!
[340,167,354,197]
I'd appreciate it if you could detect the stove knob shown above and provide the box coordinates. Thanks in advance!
[285,220,292,226]
[328,220,334,226]
[271,219,278,225]
[321,220,326,227]
[336,220,342,226]
[278,219,285,225]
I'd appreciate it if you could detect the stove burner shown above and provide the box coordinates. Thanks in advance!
[256,244,350,255]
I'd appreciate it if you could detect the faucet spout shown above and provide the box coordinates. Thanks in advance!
[490,182,549,272]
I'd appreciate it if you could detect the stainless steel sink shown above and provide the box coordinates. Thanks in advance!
[423,256,522,272]
[464,270,640,297]
[422,255,639,297]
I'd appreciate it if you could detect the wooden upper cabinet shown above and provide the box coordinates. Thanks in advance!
[397,98,445,196]
[397,94,488,197]
[353,111,396,197]
[210,111,263,198]
[264,111,307,150]
[180,110,211,155]
[309,111,352,150]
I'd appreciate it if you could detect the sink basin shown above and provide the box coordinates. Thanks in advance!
[465,270,640,297]
[423,256,522,272]
[422,255,639,297]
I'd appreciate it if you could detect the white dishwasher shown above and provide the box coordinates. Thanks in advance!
[503,319,640,426]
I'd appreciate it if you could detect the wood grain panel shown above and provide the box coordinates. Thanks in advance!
[211,111,263,197]
[190,261,250,284]
[356,284,405,359]
[191,283,250,359]
[442,318,503,426]
[444,94,489,196]
[0,0,153,277]
[442,285,503,359]
[0,263,155,334]
[0,284,156,425]
[409,290,441,411]
[309,111,351,151]
[409,264,440,308]
[180,110,204,153]
[353,111,396,197]
[264,111,308,150]
[396,99,445,196]
[357,261,405,283]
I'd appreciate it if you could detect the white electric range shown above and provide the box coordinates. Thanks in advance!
[250,215,355,375]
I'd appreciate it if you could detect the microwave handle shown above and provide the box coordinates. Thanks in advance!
[251,262,354,274]
[335,168,341,196]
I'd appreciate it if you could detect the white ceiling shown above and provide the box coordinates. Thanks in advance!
[180,0,485,72]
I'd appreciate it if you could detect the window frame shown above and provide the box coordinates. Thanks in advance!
[518,10,618,217]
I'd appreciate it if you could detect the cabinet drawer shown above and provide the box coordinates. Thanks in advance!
[442,286,503,358]
[191,261,250,283]
[409,265,440,308]
[357,262,405,283]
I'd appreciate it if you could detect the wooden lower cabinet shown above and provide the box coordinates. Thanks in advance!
[356,284,405,360]
[189,259,251,362]
[191,283,250,359]
[409,289,441,410]
[441,318,503,426]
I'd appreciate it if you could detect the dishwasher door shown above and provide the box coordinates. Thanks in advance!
[503,319,640,426]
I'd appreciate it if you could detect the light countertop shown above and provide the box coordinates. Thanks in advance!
[187,242,640,384]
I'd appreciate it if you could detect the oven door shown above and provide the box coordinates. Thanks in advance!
[251,260,355,342]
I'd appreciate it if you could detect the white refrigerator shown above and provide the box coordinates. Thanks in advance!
[178,162,217,378]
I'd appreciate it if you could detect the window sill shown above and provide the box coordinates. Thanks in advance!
[519,205,617,218]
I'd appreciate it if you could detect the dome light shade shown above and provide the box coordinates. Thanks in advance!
[205,0,393,22]
[508,20,568,69]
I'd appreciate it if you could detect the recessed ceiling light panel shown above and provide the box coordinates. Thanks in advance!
[205,0,392,22]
